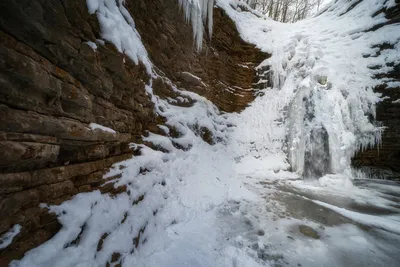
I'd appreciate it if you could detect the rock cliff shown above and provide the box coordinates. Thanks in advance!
[0,0,267,263]
[352,1,400,178]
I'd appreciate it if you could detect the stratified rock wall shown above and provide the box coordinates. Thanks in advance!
[128,0,269,113]
[0,0,267,264]
[352,1,400,178]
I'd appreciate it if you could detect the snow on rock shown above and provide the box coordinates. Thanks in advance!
[86,0,152,73]
[0,225,21,250]
[179,71,204,86]
[85,41,97,50]
[89,123,116,134]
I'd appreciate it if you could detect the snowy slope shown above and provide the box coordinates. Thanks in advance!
[9,0,400,266]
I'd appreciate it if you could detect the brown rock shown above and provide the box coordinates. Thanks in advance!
[0,172,31,194]
[298,225,320,239]
[78,185,92,192]
[178,72,204,86]
[0,141,59,172]
[127,0,270,112]
[30,154,131,187]
[0,189,40,218]
[0,132,57,144]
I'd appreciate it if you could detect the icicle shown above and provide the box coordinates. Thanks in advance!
[178,0,214,51]
[207,0,214,37]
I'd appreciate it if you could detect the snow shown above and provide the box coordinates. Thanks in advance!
[385,0,397,8]
[288,177,400,213]
[157,125,170,134]
[89,123,116,134]
[86,0,152,73]
[387,81,400,89]
[313,200,400,234]
[85,41,97,50]
[11,0,400,266]
[0,225,21,250]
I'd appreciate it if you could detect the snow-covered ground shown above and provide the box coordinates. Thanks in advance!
[8,0,400,266]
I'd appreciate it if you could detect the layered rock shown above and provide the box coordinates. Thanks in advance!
[0,0,267,264]
[352,2,400,179]
[129,0,269,112]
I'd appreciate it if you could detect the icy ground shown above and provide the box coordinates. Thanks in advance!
[8,0,400,266]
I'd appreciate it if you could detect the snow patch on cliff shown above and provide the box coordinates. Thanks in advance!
[89,123,116,134]
[0,225,21,250]
[87,0,152,73]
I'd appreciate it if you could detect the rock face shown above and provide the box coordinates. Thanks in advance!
[352,2,400,179]
[128,0,269,112]
[0,0,267,263]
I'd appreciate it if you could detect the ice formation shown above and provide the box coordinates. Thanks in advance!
[218,0,398,178]
[178,0,215,50]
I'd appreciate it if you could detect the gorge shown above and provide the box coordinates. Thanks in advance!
[0,0,399,266]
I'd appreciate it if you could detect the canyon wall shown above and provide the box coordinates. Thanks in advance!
[0,0,267,263]
[0,0,398,264]
[352,1,400,179]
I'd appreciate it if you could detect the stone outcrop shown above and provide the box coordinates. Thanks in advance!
[0,0,267,264]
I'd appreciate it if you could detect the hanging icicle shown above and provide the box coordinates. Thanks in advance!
[178,0,214,51]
